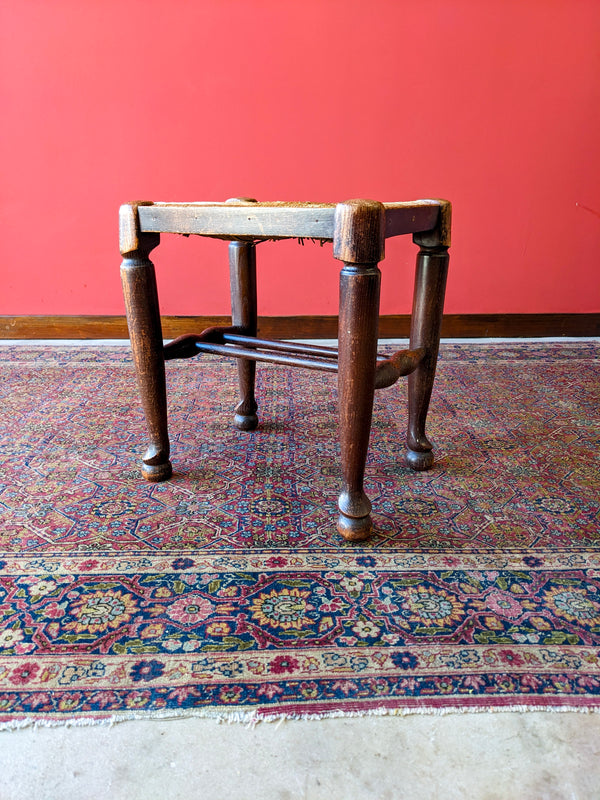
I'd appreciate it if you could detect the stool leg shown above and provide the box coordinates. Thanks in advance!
[120,208,172,482]
[337,262,381,541]
[229,241,258,431]
[406,245,449,470]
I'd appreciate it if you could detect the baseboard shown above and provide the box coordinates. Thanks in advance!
[1,314,599,340]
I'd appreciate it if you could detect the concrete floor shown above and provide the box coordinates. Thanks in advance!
[1,712,600,799]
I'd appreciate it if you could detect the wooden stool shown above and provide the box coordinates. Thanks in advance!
[120,198,451,541]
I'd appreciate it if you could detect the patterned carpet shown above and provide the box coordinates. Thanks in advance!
[0,341,599,725]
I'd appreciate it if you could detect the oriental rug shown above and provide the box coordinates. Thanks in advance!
[0,341,599,727]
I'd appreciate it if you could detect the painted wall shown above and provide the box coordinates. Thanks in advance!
[1,0,599,317]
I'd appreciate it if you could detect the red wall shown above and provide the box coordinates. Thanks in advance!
[2,0,599,317]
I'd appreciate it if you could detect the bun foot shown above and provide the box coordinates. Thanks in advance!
[142,460,173,482]
[405,448,434,471]
[336,513,373,542]
[234,412,258,431]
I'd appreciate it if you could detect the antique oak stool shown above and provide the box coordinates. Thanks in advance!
[119,198,451,541]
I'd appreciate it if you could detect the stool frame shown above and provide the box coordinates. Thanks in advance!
[120,198,451,541]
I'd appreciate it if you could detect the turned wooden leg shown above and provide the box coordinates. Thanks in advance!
[120,203,172,482]
[334,200,385,541]
[229,241,258,431]
[406,244,449,470]
[337,263,381,540]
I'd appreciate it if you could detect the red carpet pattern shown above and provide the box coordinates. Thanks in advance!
[0,342,598,723]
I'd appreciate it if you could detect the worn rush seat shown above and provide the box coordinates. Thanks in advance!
[119,197,451,541]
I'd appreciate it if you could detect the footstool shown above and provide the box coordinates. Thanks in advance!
[119,197,451,541]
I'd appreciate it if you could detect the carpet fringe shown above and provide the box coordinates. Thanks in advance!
[2,703,600,732]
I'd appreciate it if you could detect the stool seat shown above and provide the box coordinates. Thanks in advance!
[132,199,444,243]
[120,197,451,541]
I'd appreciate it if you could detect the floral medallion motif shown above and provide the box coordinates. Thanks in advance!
[249,588,313,630]
[533,497,577,515]
[396,586,466,629]
[166,595,215,625]
[250,497,292,518]
[544,587,600,626]
[65,589,138,635]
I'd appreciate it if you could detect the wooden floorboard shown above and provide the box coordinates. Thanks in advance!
[1,314,599,339]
